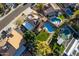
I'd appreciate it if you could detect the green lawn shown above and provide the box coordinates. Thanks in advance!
[58,15,65,20]
[36,30,49,41]
[60,45,65,53]
[74,10,79,15]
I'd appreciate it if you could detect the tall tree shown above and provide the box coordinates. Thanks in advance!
[24,31,37,55]
[35,3,44,12]
[36,41,52,56]
[0,4,4,14]
[16,19,24,28]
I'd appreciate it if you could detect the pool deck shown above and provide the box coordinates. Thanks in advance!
[49,17,62,27]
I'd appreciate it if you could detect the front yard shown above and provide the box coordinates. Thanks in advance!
[36,30,49,41]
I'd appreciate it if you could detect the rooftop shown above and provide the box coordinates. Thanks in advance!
[64,38,79,56]
[57,37,64,45]
[14,45,26,56]
[0,38,7,47]
[44,7,54,16]
[8,29,23,49]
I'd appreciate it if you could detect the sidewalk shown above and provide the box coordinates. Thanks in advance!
[0,4,23,21]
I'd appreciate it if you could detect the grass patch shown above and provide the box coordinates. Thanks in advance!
[74,10,79,14]
[52,43,65,55]
[73,10,79,16]
[58,15,65,20]
[60,45,65,53]
[36,30,49,41]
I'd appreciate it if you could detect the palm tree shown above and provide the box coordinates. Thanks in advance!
[16,19,24,28]
[36,41,52,56]
[35,3,44,13]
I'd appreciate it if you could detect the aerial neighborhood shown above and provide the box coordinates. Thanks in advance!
[0,3,79,56]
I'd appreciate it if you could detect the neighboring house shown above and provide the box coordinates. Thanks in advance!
[57,25,73,45]
[75,4,79,10]
[14,43,32,56]
[0,42,16,56]
[43,4,62,17]
[64,38,79,56]
[22,7,33,16]
[22,11,40,32]
[0,29,25,56]
[57,25,79,55]
[44,7,54,16]
[8,29,23,49]
[62,3,76,8]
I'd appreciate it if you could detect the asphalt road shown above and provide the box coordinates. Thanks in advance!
[0,3,32,31]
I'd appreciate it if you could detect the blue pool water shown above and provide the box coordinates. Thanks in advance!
[44,22,56,33]
[62,26,71,35]
[50,17,61,27]
[23,22,34,31]
[63,29,70,35]
[14,45,26,56]
[50,17,61,23]
[65,8,73,16]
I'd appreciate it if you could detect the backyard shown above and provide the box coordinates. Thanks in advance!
[49,28,65,55]
[36,30,49,41]
[50,37,65,56]
[52,43,65,55]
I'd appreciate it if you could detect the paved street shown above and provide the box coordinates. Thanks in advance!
[0,3,31,31]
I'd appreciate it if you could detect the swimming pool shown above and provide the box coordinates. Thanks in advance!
[44,22,56,33]
[50,17,61,27]
[61,26,71,35]
[23,21,34,31]
[60,26,72,40]
[63,29,70,35]
[65,8,73,16]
